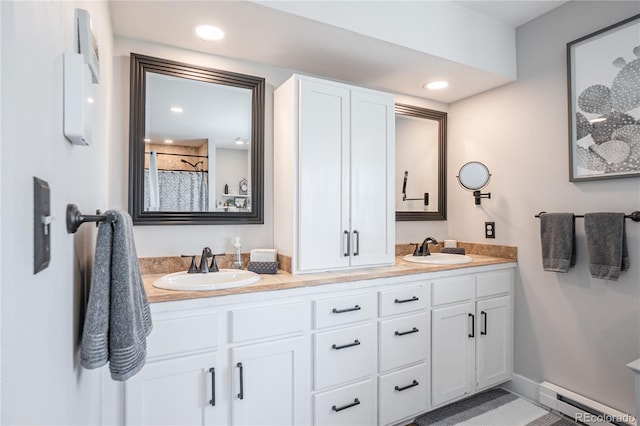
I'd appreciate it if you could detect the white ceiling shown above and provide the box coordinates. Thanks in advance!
[110,1,566,103]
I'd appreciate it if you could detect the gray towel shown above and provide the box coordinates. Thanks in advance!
[585,212,629,280]
[540,213,576,272]
[80,209,152,381]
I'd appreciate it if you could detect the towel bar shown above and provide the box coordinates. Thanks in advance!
[535,211,640,222]
[66,203,117,234]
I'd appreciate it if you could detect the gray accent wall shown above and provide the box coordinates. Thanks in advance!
[448,1,640,414]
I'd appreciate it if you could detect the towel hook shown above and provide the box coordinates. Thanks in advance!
[66,204,116,234]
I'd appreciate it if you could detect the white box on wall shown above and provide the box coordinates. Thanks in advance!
[63,53,93,146]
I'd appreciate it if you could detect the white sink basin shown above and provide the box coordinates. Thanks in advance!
[403,253,473,265]
[152,269,261,291]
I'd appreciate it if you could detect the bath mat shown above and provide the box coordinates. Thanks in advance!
[414,388,576,426]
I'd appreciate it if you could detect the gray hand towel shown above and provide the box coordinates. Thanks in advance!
[585,212,629,281]
[80,209,152,381]
[539,213,576,272]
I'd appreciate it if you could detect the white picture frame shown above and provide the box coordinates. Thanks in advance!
[76,8,100,84]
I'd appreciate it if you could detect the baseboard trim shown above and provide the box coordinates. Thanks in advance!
[501,374,541,404]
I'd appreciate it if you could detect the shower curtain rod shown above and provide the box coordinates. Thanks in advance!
[145,151,208,159]
[145,167,209,173]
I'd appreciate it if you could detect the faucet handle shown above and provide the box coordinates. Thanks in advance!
[209,254,224,272]
[409,243,421,256]
[181,254,198,274]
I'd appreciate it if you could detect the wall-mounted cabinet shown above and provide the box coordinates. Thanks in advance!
[274,74,395,274]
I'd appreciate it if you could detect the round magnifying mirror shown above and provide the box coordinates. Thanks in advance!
[457,161,491,190]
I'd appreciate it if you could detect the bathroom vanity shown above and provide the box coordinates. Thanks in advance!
[101,257,515,426]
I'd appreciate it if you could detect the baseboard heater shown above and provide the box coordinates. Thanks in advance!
[539,381,636,426]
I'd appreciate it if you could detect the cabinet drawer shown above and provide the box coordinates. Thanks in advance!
[379,363,428,426]
[229,301,306,343]
[431,276,475,306]
[314,379,375,426]
[476,270,512,298]
[378,285,428,317]
[314,292,376,329]
[147,311,219,358]
[314,323,375,390]
[379,313,429,372]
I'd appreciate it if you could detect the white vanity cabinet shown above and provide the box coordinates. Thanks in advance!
[377,284,430,426]
[430,270,514,408]
[312,292,377,426]
[274,74,395,274]
[123,309,224,425]
[106,264,515,426]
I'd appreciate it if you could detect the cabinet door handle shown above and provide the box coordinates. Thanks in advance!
[395,380,419,392]
[468,313,475,338]
[353,230,360,256]
[209,367,216,406]
[236,362,244,400]
[395,327,419,336]
[332,398,360,412]
[343,230,350,257]
[481,310,487,335]
[332,339,361,350]
[394,296,419,304]
[332,305,361,314]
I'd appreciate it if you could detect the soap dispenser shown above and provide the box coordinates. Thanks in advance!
[232,236,243,269]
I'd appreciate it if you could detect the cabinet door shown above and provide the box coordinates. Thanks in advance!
[298,79,350,272]
[476,296,512,390]
[431,302,475,407]
[125,353,220,426]
[349,90,395,267]
[231,337,309,426]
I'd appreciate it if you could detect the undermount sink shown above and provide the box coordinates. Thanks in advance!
[403,253,473,265]
[152,269,261,291]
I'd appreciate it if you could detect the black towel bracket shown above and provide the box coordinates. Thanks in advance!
[535,211,640,222]
[66,204,117,234]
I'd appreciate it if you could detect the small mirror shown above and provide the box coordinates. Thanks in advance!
[129,54,265,225]
[395,104,447,221]
[457,161,490,190]
[457,161,492,205]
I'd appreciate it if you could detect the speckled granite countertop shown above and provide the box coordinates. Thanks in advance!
[143,254,517,304]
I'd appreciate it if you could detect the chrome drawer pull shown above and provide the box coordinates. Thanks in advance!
[332,398,360,412]
[332,305,361,314]
[395,380,419,392]
[394,296,419,304]
[394,327,419,336]
[332,339,361,350]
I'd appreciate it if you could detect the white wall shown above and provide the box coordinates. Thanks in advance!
[1,1,112,423]
[216,148,249,205]
[448,1,640,413]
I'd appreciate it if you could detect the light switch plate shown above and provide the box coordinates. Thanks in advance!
[34,177,51,274]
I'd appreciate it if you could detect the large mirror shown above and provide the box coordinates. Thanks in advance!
[129,53,265,224]
[395,103,447,221]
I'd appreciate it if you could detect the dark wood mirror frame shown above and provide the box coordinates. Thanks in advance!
[395,103,447,221]
[128,53,265,225]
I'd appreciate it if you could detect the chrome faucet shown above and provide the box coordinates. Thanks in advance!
[413,237,439,256]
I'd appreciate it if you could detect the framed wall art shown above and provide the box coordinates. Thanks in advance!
[76,8,100,84]
[567,13,640,182]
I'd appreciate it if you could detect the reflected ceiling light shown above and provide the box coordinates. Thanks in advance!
[164,139,174,144]
[235,137,244,145]
[144,138,151,143]
[195,25,225,41]
[170,106,183,113]
[423,81,449,90]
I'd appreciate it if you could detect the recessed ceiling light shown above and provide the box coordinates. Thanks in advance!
[195,25,224,41]
[164,139,174,144]
[170,106,183,113]
[235,137,244,145]
[424,81,449,90]
[144,138,151,143]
